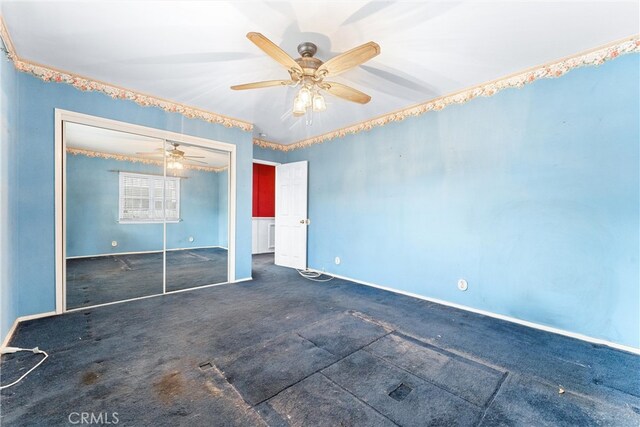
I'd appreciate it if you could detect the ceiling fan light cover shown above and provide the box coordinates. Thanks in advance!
[293,96,306,116]
[298,87,312,107]
[312,93,326,112]
[167,160,183,170]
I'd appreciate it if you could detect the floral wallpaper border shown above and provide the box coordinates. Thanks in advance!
[67,147,227,173]
[253,137,288,151]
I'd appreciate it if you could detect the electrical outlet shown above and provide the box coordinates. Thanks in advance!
[458,279,468,291]
[335,257,341,265]
[111,241,118,247]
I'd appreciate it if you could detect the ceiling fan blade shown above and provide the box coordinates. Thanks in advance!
[316,42,380,78]
[185,159,208,165]
[183,155,206,159]
[322,82,371,104]
[231,80,294,90]
[246,32,303,75]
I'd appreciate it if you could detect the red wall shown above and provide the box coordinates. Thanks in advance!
[252,163,275,217]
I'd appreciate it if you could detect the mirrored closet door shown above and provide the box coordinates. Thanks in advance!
[64,122,229,310]
[165,141,229,292]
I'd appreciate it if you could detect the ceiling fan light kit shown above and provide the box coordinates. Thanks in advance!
[136,142,206,169]
[292,84,326,117]
[167,160,184,170]
[231,33,379,122]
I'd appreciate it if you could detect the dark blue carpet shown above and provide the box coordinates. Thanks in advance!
[1,254,638,426]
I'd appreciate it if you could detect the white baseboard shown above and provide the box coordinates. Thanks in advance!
[316,269,640,355]
[1,320,20,349]
[1,311,57,350]
[234,277,253,283]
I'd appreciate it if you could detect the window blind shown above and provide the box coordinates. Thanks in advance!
[119,172,180,223]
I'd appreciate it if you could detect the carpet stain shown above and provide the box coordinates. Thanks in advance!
[205,380,223,397]
[154,371,185,403]
[81,371,100,385]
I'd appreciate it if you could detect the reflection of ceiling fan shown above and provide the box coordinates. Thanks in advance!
[136,142,206,169]
[231,33,380,116]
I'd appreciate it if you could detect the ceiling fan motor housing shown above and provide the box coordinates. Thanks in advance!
[297,42,317,58]
[294,42,323,78]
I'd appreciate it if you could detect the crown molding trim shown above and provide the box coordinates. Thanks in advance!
[258,35,640,152]
[0,17,253,133]
[67,147,227,173]
[253,137,288,151]
[0,15,16,58]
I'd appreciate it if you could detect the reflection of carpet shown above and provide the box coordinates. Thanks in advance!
[66,247,228,309]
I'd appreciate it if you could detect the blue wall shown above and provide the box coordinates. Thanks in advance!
[253,145,286,164]
[287,54,640,348]
[0,46,18,341]
[66,154,227,257]
[6,70,253,328]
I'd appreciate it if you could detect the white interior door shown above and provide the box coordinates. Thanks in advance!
[275,161,308,269]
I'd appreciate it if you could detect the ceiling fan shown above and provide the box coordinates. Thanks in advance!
[136,142,207,169]
[231,32,380,116]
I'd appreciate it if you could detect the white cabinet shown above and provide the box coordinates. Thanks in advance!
[252,218,275,254]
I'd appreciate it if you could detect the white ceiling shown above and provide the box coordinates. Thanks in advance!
[66,122,230,168]
[3,1,638,145]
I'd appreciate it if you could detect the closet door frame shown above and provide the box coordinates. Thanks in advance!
[55,109,237,313]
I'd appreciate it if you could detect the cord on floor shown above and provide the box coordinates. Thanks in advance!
[297,269,334,282]
[0,347,49,389]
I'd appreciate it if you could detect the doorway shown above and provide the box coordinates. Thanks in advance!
[251,159,309,271]
[252,160,277,256]
[55,110,236,312]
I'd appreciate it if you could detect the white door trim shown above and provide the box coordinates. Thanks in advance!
[54,109,237,313]
[253,159,281,166]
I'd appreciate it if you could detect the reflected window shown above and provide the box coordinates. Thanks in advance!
[118,172,180,223]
